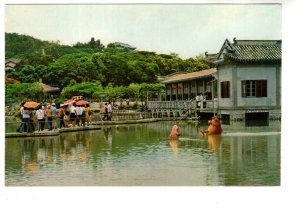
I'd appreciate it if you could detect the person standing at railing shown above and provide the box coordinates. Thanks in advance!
[199,93,204,109]
[196,94,200,108]
[107,102,112,121]
[202,93,206,109]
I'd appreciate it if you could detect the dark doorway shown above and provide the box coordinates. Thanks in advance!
[245,112,269,126]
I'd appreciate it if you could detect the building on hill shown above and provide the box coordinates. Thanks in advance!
[113,42,136,51]
[5,59,21,70]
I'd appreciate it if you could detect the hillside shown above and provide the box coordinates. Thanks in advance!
[5,32,82,59]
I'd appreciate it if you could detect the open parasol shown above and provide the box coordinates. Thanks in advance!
[63,99,76,106]
[76,100,89,106]
[24,101,39,108]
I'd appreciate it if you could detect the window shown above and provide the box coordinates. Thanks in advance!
[242,80,267,97]
[221,81,230,98]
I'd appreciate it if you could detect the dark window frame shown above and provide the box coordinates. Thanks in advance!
[242,80,267,97]
[221,81,230,98]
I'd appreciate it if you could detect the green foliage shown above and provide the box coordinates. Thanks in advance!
[73,37,105,53]
[5,32,212,91]
[6,65,38,83]
[5,82,44,101]
[61,82,103,99]
[5,32,82,60]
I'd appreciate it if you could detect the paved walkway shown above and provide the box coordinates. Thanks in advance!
[5,118,173,138]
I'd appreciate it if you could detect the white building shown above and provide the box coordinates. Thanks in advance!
[214,38,281,121]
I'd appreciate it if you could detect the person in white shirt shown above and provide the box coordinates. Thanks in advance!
[107,102,112,121]
[69,104,76,127]
[36,105,46,131]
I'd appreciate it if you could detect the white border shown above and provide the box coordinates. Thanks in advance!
[2,1,300,214]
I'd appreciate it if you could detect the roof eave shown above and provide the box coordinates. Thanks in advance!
[163,74,215,84]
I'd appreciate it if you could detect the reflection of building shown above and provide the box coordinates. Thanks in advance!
[217,134,280,185]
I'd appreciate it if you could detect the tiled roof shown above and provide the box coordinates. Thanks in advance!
[162,68,217,83]
[221,39,281,63]
[41,83,60,93]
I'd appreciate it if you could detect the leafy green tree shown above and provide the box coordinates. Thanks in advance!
[61,82,103,99]
[5,82,44,101]
[6,65,38,83]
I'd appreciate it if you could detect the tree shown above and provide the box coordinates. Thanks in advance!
[5,82,44,101]
[61,82,103,99]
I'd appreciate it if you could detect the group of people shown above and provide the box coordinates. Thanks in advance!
[102,102,113,121]
[195,93,207,109]
[17,102,92,133]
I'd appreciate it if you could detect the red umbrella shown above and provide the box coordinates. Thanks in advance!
[24,101,39,108]
[64,99,75,105]
[76,100,89,106]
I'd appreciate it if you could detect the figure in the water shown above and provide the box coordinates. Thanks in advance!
[169,124,180,140]
[200,116,222,137]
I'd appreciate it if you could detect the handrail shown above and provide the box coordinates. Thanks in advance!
[147,99,217,110]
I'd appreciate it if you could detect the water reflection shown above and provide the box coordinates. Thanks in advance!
[6,120,280,186]
[207,135,222,152]
[18,139,38,175]
[103,127,113,150]
[169,139,179,155]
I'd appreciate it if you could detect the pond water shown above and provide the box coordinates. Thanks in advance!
[5,120,281,186]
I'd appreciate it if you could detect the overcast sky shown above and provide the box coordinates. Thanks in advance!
[5,3,281,58]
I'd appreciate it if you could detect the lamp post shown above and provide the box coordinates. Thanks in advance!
[208,78,218,116]
[99,93,107,108]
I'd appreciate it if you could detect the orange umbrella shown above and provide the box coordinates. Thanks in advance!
[24,101,39,108]
[76,100,89,106]
[64,99,75,105]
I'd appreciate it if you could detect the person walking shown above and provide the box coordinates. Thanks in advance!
[36,105,46,131]
[45,105,53,131]
[85,104,92,126]
[51,103,57,129]
[76,105,85,126]
[57,104,65,129]
[16,102,26,133]
[102,103,108,121]
[69,103,77,127]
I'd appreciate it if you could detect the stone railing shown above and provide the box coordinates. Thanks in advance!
[147,99,218,110]
[147,100,197,110]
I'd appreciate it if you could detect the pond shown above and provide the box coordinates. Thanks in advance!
[5,120,281,186]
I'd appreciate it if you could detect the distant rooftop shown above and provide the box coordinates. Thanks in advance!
[113,42,136,51]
